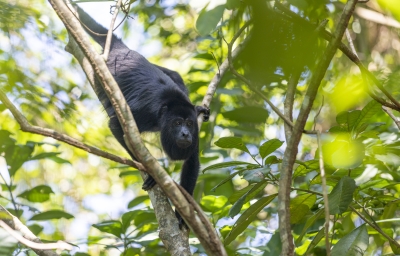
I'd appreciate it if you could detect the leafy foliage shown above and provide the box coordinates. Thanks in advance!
[1,0,400,255]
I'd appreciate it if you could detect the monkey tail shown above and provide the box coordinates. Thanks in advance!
[75,5,126,50]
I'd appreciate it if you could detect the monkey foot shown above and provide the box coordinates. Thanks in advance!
[196,105,210,122]
[142,175,157,191]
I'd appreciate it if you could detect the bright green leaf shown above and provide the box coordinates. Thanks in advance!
[18,185,54,203]
[92,220,122,238]
[30,210,74,221]
[196,5,225,36]
[331,225,369,255]
[328,176,356,215]
[222,106,269,123]
[201,195,228,213]
[259,139,284,159]
[214,137,250,153]
[224,194,277,245]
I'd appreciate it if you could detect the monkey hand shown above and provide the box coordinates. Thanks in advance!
[196,105,210,122]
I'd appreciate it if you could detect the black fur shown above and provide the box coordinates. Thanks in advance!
[77,7,209,226]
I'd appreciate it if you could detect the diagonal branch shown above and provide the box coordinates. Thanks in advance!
[103,0,122,60]
[50,0,226,255]
[278,1,359,254]
[0,88,142,170]
[0,205,68,256]
[274,1,400,111]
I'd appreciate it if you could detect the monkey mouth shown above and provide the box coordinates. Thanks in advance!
[176,140,191,148]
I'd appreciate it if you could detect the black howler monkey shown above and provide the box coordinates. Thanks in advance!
[76,6,209,225]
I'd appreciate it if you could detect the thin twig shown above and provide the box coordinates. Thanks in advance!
[350,205,400,248]
[382,106,400,129]
[317,131,331,255]
[103,0,123,60]
[0,89,142,170]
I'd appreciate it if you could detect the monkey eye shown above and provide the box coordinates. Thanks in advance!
[187,121,193,127]
[175,120,182,126]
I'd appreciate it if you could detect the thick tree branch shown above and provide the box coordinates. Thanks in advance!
[49,1,226,255]
[0,88,142,170]
[0,206,70,255]
[278,1,359,254]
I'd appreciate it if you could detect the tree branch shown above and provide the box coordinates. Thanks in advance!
[274,1,400,112]
[317,131,331,255]
[350,205,400,248]
[0,206,70,256]
[278,1,359,254]
[50,1,226,255]
[103,0,122,60]
[0,88,142,170]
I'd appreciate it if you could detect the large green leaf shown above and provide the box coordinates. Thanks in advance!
[328,176,356,215]
[18,185,54,203]
[331,225,369,256]
[92,220,122,238]
[201,195,228,213]
[224,194,277,245]
[196,5,225,36]
[214,137,250,153]
[222,106,269,123]
[259,139,284,159]
[289,194,316,224]
[127,195,150,209]
[296,208,324,243]
[4,143,34,176]
[30,210,74,221]
[336,110,361,131]
[353,100,382,133]
[228,180,268,217]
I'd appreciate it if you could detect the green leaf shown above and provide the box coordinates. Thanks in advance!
[264,155,281,165]
[259,139,284,159]
[202,161,251,173]
[121,211,136,233]
[211,169,247,191]
[296,208,324,243]
[28,224,43,236]
[196,5,225,36]
[4,144,35,176]
[47,155,70,164]
[331,225,369,255]
[226,0,241,9]
[328,176,356,215]
[228,185,254,204]
[18,185,54,203]
[243,167,269,183]
[305,227,326,254]
[289,194,316,224]
[228,195,246,217]
[92,220,122,238]
[353,100,382,132]
[214,137,250,153]
[30,152,61,161]
[224,194,277,245]
[127,195,150,209]
[201,195,228,213]
[222,106,269,123]
[228,180,268,217]
[193,53,214,60]
[30,210,74,221]
[337,110,361,130]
